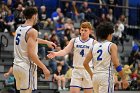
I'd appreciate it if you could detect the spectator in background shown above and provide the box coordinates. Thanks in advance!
[129,43,140,68]
[55,17,65,49]
[80,1,95,23]
[106,8,115,22]
[53,63,66,91]
[64,18,74,40]
[71,28,80,38]
[0,2,9,19]
[39,5,49,29]
[62,2,72,19]
[0,13,11,32]
[130,69,139,90]
[71,1,84,22]
[107,0,118,10]
[5,10,15,32]
[50,33,60,46]
[99,13,107,23]
[14,11,25,29]
[49,46,68,74]
[23,0,35,7]
[79,1,91,21]
[51,8,63,22]
[13,3,23,18]
[13,3,25,29]
[119,14,128,28]
[113,20,124,45]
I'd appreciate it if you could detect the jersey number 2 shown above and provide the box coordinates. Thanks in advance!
[80,49,84,57]
[16,33,21,45]
[97,49,102,61]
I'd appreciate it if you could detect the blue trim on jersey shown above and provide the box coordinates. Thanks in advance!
[33,65,36,90]
[108,61,111,93]
[108,43,112,55]
[79,37,90,43]
[25,27,33,42]
[70,86,82,88]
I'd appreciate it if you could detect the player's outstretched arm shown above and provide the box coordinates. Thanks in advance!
[27,29,50,80]
[83,50,93,78]
[37,38,56,49]
[47,38,74,59]
[110,43,129,89]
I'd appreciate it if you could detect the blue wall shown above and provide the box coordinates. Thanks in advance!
[129,0,140,26]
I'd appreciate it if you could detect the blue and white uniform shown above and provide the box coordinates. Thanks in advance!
[91,40,114,93]
[13,25,37,90]
[70,37,94,89]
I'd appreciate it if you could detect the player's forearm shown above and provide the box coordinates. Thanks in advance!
[55,50,68,56]
[114,64,126,81]
[8,67,13,74]
[29,53,46,70]
[84,62,93,77]
[37,38,50,44]
[55,44,72,56]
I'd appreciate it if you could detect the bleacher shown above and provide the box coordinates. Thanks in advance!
[0,32,14,90]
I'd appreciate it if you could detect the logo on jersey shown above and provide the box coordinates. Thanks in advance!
[76,45,89,49]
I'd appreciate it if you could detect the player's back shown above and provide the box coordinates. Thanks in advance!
[13,25,37,67]
[73,37,94,68]
[92,40,113,74]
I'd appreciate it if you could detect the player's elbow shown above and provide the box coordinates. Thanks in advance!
[28,51,36,60]
[83,61,88,68]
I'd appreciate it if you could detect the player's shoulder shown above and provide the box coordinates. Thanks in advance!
[27,28,38,34]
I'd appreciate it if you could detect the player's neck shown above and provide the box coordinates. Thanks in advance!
[80,37,89,41]
[98,39,108,42]
[24,20,34,26]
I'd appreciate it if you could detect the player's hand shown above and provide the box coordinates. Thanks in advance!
[43,68,50,80]
[4,73,10,78]
[47,41,57,49]
[47,51,57,59]
[122,79,129,89]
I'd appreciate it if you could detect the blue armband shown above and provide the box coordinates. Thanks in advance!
[116,65,122,72]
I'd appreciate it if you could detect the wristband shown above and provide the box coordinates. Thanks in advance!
[116,65,122,72]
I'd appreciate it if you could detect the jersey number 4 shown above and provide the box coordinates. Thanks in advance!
[97,49,102,61]
[16,33,21,45]
[80,49,84,57]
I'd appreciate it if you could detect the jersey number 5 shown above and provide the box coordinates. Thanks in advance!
[97,49,102,61]
[80,49,84,57]
[16,33,21,45]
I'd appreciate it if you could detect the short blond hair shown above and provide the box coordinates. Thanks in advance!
[80,22,92,30]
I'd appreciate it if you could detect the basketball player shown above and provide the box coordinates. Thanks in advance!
[83,22,129,93]
[13,7,56,93]
[48,22,96,93]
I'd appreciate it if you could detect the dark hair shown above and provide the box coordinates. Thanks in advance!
[96,22,114,40]
[57,63,62,67]
[23,7,38,19]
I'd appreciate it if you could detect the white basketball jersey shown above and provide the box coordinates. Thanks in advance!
[13,25,38,68]
[73,37,94,68]
[92,40,113,74]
